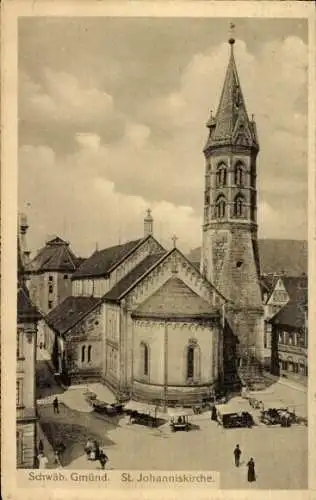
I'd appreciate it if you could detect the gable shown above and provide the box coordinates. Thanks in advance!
[72,238,142,279]
[132,276,219,320]
[267,278,289,306]
[122,248,226,311]
[109,236,165,287]
[72,235,164,281]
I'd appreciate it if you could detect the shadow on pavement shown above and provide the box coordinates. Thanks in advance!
[36,360,65,399]
[39,403,117,466]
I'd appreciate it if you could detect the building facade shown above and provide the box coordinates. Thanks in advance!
[17,219,41,468]
[200,36,264,377]
[268,276,308,377]
[27,236,82,347]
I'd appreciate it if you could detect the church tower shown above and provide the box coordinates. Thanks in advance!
[201,34,264,376]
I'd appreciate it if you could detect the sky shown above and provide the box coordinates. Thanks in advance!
[18,17,308,258]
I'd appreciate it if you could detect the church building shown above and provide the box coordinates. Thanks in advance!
[43,34,265,404]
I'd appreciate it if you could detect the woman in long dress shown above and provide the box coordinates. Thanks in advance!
[247,458,256,482]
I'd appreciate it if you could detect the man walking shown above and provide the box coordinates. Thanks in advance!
[53,396,59,414]
[233,444,241,467]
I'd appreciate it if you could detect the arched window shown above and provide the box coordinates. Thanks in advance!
[81,345,86,363]
[87,345,92,363]
[234,162,244,186]
[140,342,149,377]
[186,343,201,381]
[234,195,244,218]
[215,195,226,218]
[187,346,194,379]
[216,162,227,186]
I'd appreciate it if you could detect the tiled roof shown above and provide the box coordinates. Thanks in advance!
[270,277,307,329]
[132,276,219,320]
[259,240,307,276]
[104,252,166,301]
[72,239,143,279]
[188,239,307,277]
[283,276,308,303]
[270,301,307,330]
[204,43,258,150]
[28,236,79,273]
[17,286,41,322]
[45,296,100,335]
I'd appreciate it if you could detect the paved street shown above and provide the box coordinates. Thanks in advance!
[36,355,308,489]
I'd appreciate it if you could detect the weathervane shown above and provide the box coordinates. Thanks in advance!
[229,22,236,45]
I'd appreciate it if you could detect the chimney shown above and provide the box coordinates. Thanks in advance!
[144,209,153,237]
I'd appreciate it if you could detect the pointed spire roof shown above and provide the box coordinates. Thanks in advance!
[204,38,259,152]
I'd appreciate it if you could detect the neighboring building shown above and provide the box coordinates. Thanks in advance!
[17,218,41,468]
[267,276,308,377]
[27,236,82,347]
[200,35,264,376]
[261,275,307,360]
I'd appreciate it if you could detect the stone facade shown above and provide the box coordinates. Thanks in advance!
[131,319,219,404]
[201,40,264,374]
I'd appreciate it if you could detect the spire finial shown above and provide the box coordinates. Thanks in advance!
[229,22,236,46]
[171,234,178,248]
[144,208,154,237]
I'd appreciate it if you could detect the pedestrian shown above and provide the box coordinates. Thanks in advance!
[38,452,49,469]
[53,450,62,468]
[247,457,256,483]
[53,397,59,414]
[38,439,44,454]
[234,444,241,467]
[211,405,217,421]
[99,450,108,470]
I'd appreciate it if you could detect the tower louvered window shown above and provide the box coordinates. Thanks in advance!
[234,162,244,186]
[216,163,227,186]
[234,195,244,218]
[215,196,226,218]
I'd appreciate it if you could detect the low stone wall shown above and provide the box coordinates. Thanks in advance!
[69,368,102,385]
[132,380,215,405]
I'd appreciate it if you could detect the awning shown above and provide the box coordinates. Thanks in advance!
[168,408,194,418]
[215,401,249,415]
[124,400,158,414]
[261,400,287,409]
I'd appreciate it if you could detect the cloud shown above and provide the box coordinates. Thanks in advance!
[19,143,203,257]
[19,69,114,126]
[19,34,308,254]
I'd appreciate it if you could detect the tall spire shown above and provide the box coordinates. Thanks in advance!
[204,25,259,152]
